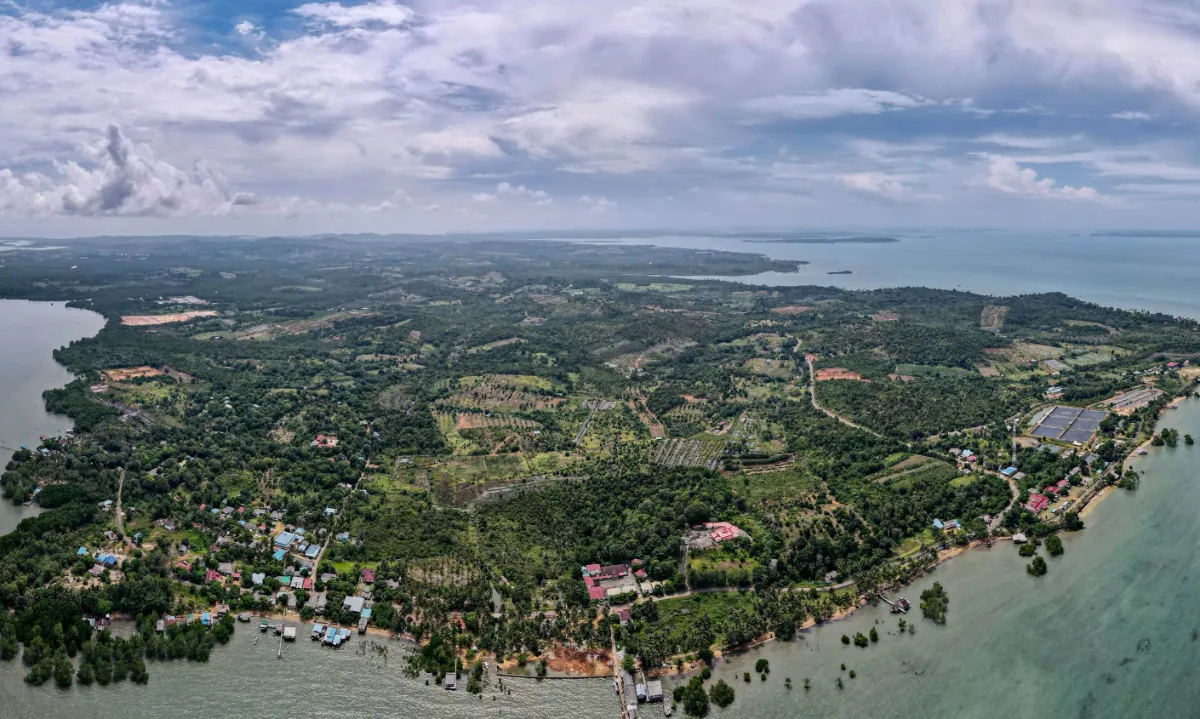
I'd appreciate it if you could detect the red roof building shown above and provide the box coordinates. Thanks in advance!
[588,586,606,601]
[204,569,222,584]
[634,569,648,579]
[585,563,602,575]
[704,521,744,543]
[362,568,376,584]
[598,564,628,580]
[303,577,313,590]
[584,576,597,587]
[1026,493,1050,513]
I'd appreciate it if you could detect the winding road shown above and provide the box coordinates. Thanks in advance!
[803,354,883,438]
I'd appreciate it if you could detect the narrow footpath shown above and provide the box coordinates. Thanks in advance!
[114,469,135,549]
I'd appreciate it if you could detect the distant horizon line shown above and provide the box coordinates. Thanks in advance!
[4,227,1200,242]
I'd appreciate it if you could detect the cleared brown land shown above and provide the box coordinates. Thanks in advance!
[980,305,1009,332]
[815,367,867,381]
[454,413,539,430]
[121,311,217,326]
[888,373,916,382]
[771,305,815,315]
[872,312,900,321]
[104,366,163,381]
[978,366,1001,377]
[466,337,523,354]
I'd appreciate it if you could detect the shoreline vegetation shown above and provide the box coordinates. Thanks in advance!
[0,235,1198,703]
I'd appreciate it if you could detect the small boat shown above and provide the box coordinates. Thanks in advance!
[890,598,911,614]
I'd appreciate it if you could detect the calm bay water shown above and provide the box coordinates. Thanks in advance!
[0,300,105,534]
[598,230,1200,319]
[0,630,617,719]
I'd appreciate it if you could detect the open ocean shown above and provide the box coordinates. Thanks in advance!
[576,229,1200,319]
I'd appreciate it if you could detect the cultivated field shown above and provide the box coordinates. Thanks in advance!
[651,438,725,470]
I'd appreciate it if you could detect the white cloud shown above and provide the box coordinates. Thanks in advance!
[234,20,258,36]
[580,194,617,215]
[496,182,552,205]
[0,125,254,217]
[293,1,414,28]
[839,173,912,200]
[743,89,929,121]
[1112,111,1152,120]
[984,156,1102,201]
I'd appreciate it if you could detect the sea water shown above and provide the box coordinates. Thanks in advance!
[592,230,1200,319]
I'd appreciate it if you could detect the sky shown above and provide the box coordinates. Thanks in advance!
[5,0,1200,236]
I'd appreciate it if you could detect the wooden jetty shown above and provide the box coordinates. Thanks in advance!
[880,594,910,613]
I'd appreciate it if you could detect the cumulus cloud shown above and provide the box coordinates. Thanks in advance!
[580,194,617,215]
[839,173,912,200]
[985,157,1102,201]
[1112,111,1152,120]
[0,125,254,217]
[496,182,552,205]
[292,0,414,28]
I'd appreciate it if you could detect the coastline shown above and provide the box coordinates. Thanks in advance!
[189,396,1185,684]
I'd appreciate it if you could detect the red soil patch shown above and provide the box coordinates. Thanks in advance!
[545,645,612,676]
[815,368,867,381]
[104,366,163,381]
